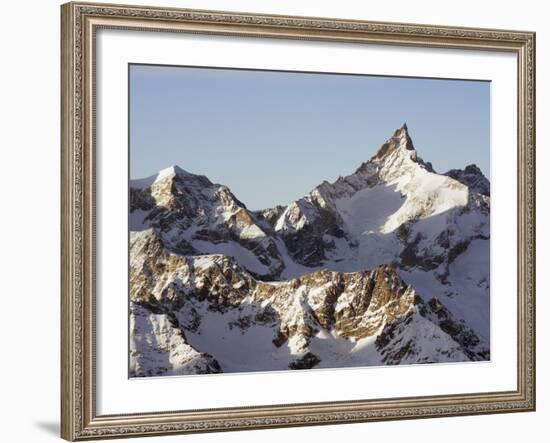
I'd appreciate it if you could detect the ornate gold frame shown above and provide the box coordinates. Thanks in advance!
[61,2,536,440]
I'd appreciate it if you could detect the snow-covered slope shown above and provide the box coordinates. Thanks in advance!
[129,124,490,376]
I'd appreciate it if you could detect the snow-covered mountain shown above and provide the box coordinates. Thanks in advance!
[129,124,490,377]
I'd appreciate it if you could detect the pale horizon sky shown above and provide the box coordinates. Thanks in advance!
[130,64,490,210]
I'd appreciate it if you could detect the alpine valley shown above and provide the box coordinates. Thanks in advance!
[129,124,490,377]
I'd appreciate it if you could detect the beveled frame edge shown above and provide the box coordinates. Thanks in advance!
[60,1,536,441]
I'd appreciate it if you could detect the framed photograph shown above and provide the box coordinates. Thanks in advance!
[61,1,536,440]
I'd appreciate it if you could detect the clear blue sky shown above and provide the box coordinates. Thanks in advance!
[130,64,490,210]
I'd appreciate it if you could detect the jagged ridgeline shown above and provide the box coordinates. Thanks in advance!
[129,124,490,377]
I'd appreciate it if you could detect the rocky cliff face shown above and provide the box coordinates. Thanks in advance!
[444,164,490,197]
[129,124,490,376]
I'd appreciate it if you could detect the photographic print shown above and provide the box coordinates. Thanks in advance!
[61,6,535,438]
[128,65,490,378]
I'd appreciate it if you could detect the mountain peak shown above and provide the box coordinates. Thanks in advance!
[371,123,416,162]
[463,164,484,175]
[130,165,197,190]
[157,165,190,179]
[394,122,409,136]
[353,124,418,177]
[444,163,490,196]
